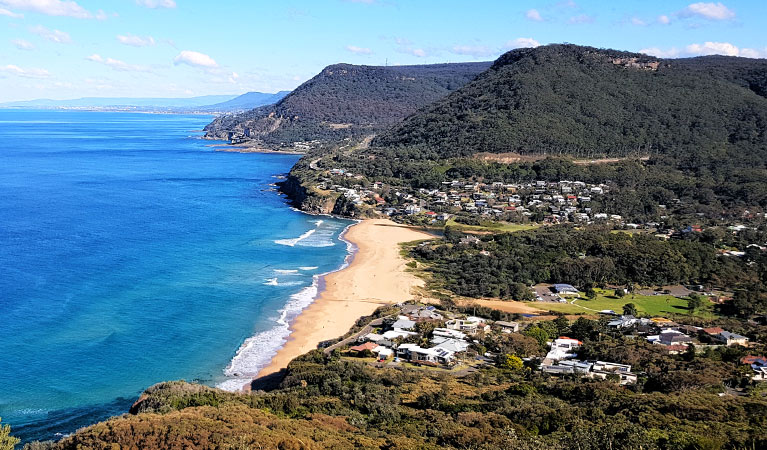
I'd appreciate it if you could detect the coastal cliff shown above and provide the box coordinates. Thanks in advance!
[277,174,340,216]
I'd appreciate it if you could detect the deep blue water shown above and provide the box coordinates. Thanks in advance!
[0,110,352,443]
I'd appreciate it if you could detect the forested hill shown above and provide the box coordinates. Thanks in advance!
[371,44,767,164]
[203,61,491,146]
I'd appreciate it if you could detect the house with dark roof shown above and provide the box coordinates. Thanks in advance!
[741,356,767,381]
[553,284,579,295]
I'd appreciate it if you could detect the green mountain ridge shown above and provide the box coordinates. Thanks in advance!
[371,44,767,164]
[203,61,491,146]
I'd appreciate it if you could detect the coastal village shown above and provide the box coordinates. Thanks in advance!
[315,167,767,239]
[331,300,767,387]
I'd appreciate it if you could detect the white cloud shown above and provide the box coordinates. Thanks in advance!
[0,7,22,17]
[641,42,765,59]
[451,45,496,57]
[0,0,93,18]
[135,0,176,8]
[658,15,671,24]
[639,47,681,58]
[395,46,427,57]
[503,37,541,50]
[117,34,156,47]
[1,64,50,78]
[29,25,71,43]
[12,38,34,50]
[680,2,735,20]
[630,17,647,26]
[685,41,739,56]
[346,45,373,55]
[525,9,543,21]
[86,54,151,72]
[740,48,767,59]
[569,13,594,24]
[173,50,218,68]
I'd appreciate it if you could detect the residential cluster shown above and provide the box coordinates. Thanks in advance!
[320,172,633,225]
[340,302,765,386]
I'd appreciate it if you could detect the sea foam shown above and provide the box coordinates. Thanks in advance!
[217,278,319,391]
[217,219,360,392]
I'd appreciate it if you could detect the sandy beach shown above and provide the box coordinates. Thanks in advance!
[256,219,434,378]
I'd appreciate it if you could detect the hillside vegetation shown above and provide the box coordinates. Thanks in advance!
[36,346,767,450]
[371,44,767,164]
[204,61,491,146]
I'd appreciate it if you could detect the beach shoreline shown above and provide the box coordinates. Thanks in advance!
[252,218,434,383]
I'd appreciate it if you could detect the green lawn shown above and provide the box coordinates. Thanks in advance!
[445,218,540,233]
[533,289,716,318]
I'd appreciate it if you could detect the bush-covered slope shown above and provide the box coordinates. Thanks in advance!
[371,44,767,165]
[204,61,491,146]
[42,348,767,450]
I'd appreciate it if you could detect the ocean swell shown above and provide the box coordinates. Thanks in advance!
[217,220,359,392]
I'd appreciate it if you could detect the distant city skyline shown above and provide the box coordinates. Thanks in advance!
[0,0,765,102]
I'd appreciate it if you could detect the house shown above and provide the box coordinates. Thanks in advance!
[391,316,417,331]
[653,329,693,346]
[541,360,637,385]
[373,346,394,360]
[349,341,378,355]
[607,315,638,329]
[431,336,470,353]
[542,359,593,375]
[741,356,767,381]
[445,317,490,334]
[544,337,582,363]
[406,307,444,322]
[382,329,417,340]
[360,333,391,346]
[553,284,579,296]
[495,321,519,333]
[397,343,455,366]
[433,328,467,340]
[716,331,749,346]
[590,361,637,385]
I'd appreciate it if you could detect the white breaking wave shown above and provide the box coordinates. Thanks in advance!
[273,219,342,248]
[274,228,316,247]
[274,269,299,274]
[263,278,278,286]
[217,278,320,391]
[299,266,318,271]
[217,219,361,392]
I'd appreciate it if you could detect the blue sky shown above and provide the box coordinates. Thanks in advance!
[0,0,765,102]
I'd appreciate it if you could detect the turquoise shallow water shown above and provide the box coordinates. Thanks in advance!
[0,110,352,442]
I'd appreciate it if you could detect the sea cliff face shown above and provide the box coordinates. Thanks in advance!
[277,175,336,215]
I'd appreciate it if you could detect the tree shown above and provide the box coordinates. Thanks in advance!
[523,326,550,350]
[585,287,597,300]
[615,288,626,298]
[622,303,637,316]
[554,316,570,335]
[687,294,704,312]
[498,354,524,371]
[0,418,20,450]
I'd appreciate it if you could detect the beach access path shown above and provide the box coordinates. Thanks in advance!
[255,219,434,380]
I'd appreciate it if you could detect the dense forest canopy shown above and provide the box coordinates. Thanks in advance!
[204,61,491,145]
[371,44,767,164]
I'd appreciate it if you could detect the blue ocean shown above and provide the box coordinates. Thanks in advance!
[0,110,352,443]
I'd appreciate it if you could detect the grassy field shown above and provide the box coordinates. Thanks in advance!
[532,288,716,318]
[445,218,539,233]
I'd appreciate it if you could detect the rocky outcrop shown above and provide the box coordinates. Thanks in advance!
[277,175,336,215]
